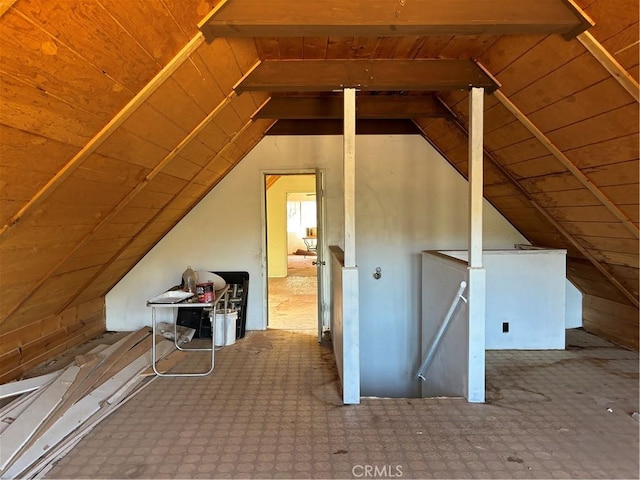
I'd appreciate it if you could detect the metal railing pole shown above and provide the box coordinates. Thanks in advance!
[416,280,468,381]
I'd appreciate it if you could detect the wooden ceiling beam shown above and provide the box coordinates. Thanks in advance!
[235,59,501,94]
[266,119,422,135]
[253,95,454,120]
[199,0,593,41]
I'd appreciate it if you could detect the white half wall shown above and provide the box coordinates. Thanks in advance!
[445,249,569,350]
[106,134,527,397]
[420,252,470,399]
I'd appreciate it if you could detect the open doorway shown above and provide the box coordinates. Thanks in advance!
[265,173,319,334]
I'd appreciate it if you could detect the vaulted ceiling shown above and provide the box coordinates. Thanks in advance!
[0,0,638,380]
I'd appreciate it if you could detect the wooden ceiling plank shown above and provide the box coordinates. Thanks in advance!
[526,78,634,134]
[254,38,281,59]
[14,1,160,93]
[508,53,609,117]
[4,89,237,321]
[413,114,639,307]
[0,32,205,238]
[96,0,191,66]
[370,37,401,58]
[58,115,270,313]
[578,31,640,102]
[581,0,638,44]
[234,59,500,93]
[438,34,501,59]
[546,103,639,150]
[495,34,586,98]
[95,129,170,170]
[161,0,217,38]
[325,37,355,59]
[0,127,78,172]
[303,37,328,59]
[253,95,452,119]
[584,159,639,188]
[198,0,592,40]
[412,35,453,58]
[350,37,379,59]
[0,72,103,147]
[602,23,640,74]
[494,90,639,239]
[231,91,267,120]
[0,11,134,117]
[278,37,304,59]
[196,37,246,93]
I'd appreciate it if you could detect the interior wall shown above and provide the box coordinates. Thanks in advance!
[354,135,527,397]
[421,252,470,399]
[106,134,527,397]
[266,175,315,277]
[445,249,568,350]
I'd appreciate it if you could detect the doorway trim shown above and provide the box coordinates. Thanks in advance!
[260,169,326,333]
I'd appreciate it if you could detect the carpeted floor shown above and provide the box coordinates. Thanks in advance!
[45,328,639,479]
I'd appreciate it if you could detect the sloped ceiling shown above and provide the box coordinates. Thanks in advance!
[0,0,638,379]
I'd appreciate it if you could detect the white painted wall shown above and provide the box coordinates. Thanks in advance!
[354,136,526,397]
[565,280,583,329]
[107,134,527,397]
[444,249,568,349]
[421,252,470,399]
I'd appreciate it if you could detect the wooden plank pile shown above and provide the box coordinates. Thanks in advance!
[0,327,190,479]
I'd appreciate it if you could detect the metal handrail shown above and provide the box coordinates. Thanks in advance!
[416,280,468,382]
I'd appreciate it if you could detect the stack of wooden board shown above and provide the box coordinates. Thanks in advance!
[0,327,190,479]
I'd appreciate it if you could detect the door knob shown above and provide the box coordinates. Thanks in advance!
[312,261,325,266]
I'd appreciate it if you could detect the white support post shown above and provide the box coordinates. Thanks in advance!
[343,88,356,268]
[467,87,486,403]
[468,87,484,269]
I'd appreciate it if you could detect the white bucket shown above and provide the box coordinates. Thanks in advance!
[214,309,237,346]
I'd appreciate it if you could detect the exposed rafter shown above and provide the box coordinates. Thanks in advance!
[0,0,18,18]
[577,31,640,103]
[0,32,206,238]
[253,95,454,120]
[5,90,241,321]
[493,90,639,239]
[199,0,593,41]
[235,59,501,94]
[58,116,273,313]
[412,114,639,308]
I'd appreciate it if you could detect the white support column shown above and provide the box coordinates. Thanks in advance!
[343,88,356,268]
[467,87,486,403]
[469,87,484,268]
[341,88,360,404]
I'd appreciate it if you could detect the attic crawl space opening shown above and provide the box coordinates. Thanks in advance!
[0,0,638,387]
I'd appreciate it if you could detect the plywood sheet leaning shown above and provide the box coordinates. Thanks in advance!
[0,365,80,470]
[0,326,193,479]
